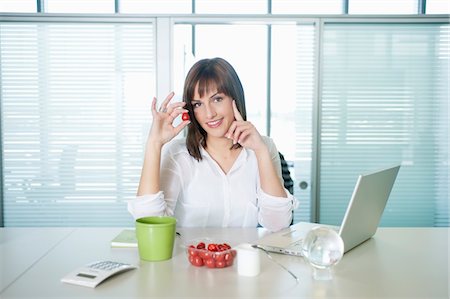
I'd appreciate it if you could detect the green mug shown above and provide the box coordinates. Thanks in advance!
[135,216,177,261]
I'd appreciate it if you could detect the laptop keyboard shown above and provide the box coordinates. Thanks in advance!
[276,239,303,256]
[290,240,303,247]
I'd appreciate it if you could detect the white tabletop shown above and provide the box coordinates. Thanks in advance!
[0,227,448,298]
[0,227,75,293]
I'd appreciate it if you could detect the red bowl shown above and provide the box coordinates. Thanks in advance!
[185,238,237,268]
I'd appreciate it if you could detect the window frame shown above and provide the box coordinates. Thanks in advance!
[0,13,448,227]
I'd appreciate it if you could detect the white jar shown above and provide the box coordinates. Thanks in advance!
[235,243,260,277]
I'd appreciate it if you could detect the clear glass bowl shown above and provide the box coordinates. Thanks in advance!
[301,226,344,280]
[185,238,237,269]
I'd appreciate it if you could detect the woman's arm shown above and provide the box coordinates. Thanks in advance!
[253,144,286,198]
[137,141,163,195]
[226,100,286,198]
[137,92,189,196]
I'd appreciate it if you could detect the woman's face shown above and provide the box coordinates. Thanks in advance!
[191,83,235,140]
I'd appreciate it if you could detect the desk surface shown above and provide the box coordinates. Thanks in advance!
[0,227,75,293]
[0,227,448,299]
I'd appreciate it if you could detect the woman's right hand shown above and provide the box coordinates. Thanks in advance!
[148,92,190,147]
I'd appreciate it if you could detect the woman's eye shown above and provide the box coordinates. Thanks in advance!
[192,102,201,108]
[213,97,223,102]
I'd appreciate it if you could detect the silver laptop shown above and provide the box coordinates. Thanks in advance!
[255,165,401,256]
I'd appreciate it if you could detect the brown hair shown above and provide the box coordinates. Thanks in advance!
[183,57,247,161]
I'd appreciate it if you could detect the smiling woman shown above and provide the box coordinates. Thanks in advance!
[128,57,298,232]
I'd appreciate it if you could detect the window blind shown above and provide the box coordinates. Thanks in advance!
[0,22,155,226]
[320,23,449,227]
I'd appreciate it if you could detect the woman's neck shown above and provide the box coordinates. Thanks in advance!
[206,136,233,154]
[205,136,235,157]
[204,136,242,174]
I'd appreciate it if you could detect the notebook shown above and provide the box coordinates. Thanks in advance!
[254,164,401,256]
[110,229,137,248]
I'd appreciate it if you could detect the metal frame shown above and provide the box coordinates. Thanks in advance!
[2,13,442,23]
[266,24,272,136]
[311,19,324,223]
[418,0,427,14]
[0,47,2,227]
[3,0,435,15]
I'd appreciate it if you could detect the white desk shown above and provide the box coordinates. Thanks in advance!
[0,227,75,293]
[0,227,448,298]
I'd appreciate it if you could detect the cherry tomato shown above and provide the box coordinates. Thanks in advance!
[188,246,197,257]
[182,112,190,121]
[224,253,232,262]
[214,252,225,261]
[189,255,195,265]
[207,243,218,251]
[205,258,215,268]
[216,260,226,268]
[199,250,213,260]
[224,252,234,266]
[196,242,206,250]
[193,255,204,267]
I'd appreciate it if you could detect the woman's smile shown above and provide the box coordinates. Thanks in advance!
[206,118,223,128]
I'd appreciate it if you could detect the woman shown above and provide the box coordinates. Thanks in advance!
[128,57,297,232]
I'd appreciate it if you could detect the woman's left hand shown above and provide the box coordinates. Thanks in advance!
[225,100,266,152]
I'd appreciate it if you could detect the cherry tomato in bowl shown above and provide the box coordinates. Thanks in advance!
[185,238,236,269]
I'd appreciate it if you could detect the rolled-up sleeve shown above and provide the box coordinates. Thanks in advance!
[127,191,168,220]
[256,136,299,232]
[257,188,299,232]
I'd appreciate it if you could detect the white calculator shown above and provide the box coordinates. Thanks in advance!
[61,260,137,288]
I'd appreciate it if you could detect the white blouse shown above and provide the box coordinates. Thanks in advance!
[127,136,298,232]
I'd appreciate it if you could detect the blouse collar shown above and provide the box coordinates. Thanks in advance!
[199,145,249,174]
